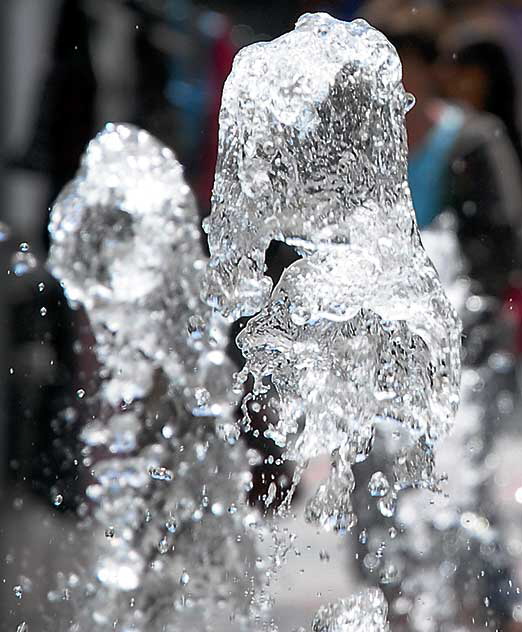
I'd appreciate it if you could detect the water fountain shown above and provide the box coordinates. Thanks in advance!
[202,12,461,629]
[42,13,468,632]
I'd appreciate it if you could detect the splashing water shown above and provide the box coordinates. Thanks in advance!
[203,12,460,527]
[201,13,461,630]
[48,124,261,630]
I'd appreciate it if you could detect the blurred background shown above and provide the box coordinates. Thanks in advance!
[3,0,522,630]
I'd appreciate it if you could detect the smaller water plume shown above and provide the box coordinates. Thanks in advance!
[48,124,260,630]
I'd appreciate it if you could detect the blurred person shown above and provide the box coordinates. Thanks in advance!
[439,34,522,164]
[437,30,522,354]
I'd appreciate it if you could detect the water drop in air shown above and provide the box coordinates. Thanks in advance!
[368,471,390,498]
[105,526,115,538]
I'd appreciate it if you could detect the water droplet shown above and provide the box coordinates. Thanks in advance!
[319,549,330,562]
[380,561,399,584]
[363,552,380,571]
[165,517,177,533]
[265,481,277,507]
[405,92,416,112]
[211,502,224,516]
[358,529,368,544]
[11,252,37,276]
[194,387,210,407]
[162,424,174,439]
[105,526,115,538]
[180,570,190,585]
[52,493,63,507]
[38,282,45,292]
[368,471,390,497]
[148,466,173,481]
[13,585,23,599]
[377,495,396,517]
[16,623,27,632]
[76,388,85,399]
[19,242,30,252]
[158,537,170,554]
[187,315,205,337]
[40,307,47,317]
